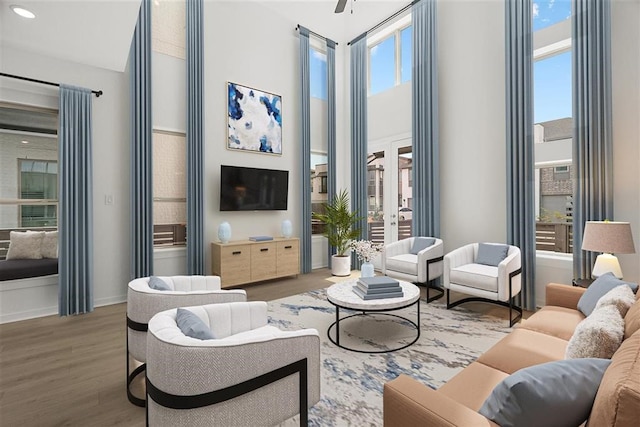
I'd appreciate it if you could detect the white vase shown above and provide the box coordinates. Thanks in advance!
[218,221,231,243]
[281,219,293,238]
[360,261,375,278]
[331,255,351,277]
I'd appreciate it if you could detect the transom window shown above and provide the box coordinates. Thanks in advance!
[368,14,412,96]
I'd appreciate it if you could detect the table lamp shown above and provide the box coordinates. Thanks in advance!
[581,221,636,278]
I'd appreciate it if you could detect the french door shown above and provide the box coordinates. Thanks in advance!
[367,137,413,269]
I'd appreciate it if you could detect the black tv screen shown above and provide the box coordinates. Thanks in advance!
[220,165,289,211]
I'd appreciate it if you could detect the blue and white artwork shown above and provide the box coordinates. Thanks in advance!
[227,82,282,154]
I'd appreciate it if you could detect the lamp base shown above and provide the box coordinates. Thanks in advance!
[591,253,623,279]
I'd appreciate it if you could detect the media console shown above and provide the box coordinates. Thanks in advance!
[211,238,300,287]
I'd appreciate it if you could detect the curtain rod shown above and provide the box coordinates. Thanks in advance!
[0,72,103,97]
[295,25,338,46]
[348,0,417,45]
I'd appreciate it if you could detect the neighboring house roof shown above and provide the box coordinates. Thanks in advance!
[539,117,573,142]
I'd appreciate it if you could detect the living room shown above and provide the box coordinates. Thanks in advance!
[0,0,639,425]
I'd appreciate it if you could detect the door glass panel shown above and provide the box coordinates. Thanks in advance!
[367,151,384,244]
[397,146,412,239]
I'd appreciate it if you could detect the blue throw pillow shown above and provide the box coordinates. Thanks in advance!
[176,308,215,340]
[577,272,639,316]
[410,237,436,255]
[479,358,611,427]
[148,276,171,291]
[475,243,510,266]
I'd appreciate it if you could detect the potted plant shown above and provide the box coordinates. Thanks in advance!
[312,189,362,276]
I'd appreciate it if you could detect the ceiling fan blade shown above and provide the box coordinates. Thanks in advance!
[335,0,347,13]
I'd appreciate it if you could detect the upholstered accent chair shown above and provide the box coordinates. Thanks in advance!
[146,301,321,426]
[126,275,246,406]
[443,243,522,326]
[382,237,445,302]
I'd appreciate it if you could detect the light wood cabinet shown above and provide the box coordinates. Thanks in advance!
[211,238,299,287]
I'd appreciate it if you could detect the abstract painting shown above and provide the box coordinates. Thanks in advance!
[227,82,282,154]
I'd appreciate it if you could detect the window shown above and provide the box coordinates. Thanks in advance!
[19,160,58,227]
[311,153,328,235]
[0,103,58,261]
[533,0,573,254]
[310,47,327,100]
[153,130,186,247]
[368,17,412,96]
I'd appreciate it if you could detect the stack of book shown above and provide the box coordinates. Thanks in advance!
[352,276,404,300]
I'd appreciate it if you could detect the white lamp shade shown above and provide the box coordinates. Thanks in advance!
[591,253,623,278]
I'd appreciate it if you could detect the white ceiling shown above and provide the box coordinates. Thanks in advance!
[0,0,409,73]
[0,0,142,72]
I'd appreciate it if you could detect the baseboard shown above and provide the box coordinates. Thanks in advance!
[0,305,58,323]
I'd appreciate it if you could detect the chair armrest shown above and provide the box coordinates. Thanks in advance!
[545,283,586,309]
[497,249,522,301]
[417,239,444,283]
[443,245,475,288]
[384,375,498,427]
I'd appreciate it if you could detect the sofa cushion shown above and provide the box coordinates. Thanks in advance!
[588,331,640,426]
[517,305,585,341]
[594,284,636,318]
[40,231,58,259]
[438,362,509,411]
[450,263,498,293]
[176,308,215,340]
[565,305,624,359]
[410,237,435,255]
[624,297,640,340]
[477,328,567,375]
[577,272,638,316]
[475,243,509,267]
[6,231,45,260]
[385,254,419,276]
[479,358,611,427]
[148,276,172,291]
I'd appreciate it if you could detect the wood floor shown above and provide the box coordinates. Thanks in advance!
[0,269,330,426]
[0,269,526,426]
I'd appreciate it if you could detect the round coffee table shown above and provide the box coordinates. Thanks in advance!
[326,279,420,353]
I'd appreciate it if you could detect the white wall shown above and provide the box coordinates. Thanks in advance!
[0,47,131,322]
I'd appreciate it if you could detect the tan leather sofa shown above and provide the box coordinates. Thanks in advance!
[384,283,640,426]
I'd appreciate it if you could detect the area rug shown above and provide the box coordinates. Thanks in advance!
[270,287,511,427]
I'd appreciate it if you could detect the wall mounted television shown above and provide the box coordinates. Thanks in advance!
[219,165,289,211]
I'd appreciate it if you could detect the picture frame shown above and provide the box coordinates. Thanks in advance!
[227,82,282,155]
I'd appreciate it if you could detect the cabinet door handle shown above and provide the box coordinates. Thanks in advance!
[232,251,242,255]
[260,248,269,252]
[284,245,292,249]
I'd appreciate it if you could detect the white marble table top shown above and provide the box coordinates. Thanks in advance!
[327,279,420,311]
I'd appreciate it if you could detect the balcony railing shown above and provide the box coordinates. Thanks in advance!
[535,222,573,253]
[153,224,186,247]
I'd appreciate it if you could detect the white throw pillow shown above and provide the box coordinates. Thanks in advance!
[41,231,58,259]
[565,305,624,359]
[6,231,45,260]
[594,284,636,318]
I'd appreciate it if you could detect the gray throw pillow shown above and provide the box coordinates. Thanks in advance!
[479,358,612,427]
[475,243,510,266]
[148,276,171,291]
[577,272,639,316]
[176,308,215,340]
[410,237,436,255]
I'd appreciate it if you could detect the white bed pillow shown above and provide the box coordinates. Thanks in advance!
[6,231,45,260]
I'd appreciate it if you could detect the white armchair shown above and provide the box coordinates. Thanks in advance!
[382,237,445,302]
[126,275,246,406]
[146,301,321,426]
[443,243,522,326]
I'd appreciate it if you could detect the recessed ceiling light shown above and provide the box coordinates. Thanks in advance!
[10,5,36,19]
[21,140,29,144]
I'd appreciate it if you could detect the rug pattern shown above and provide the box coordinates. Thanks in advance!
[269,288,511,427]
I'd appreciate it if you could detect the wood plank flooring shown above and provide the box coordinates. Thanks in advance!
[0,269,330,426]
[0,269,527,426]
